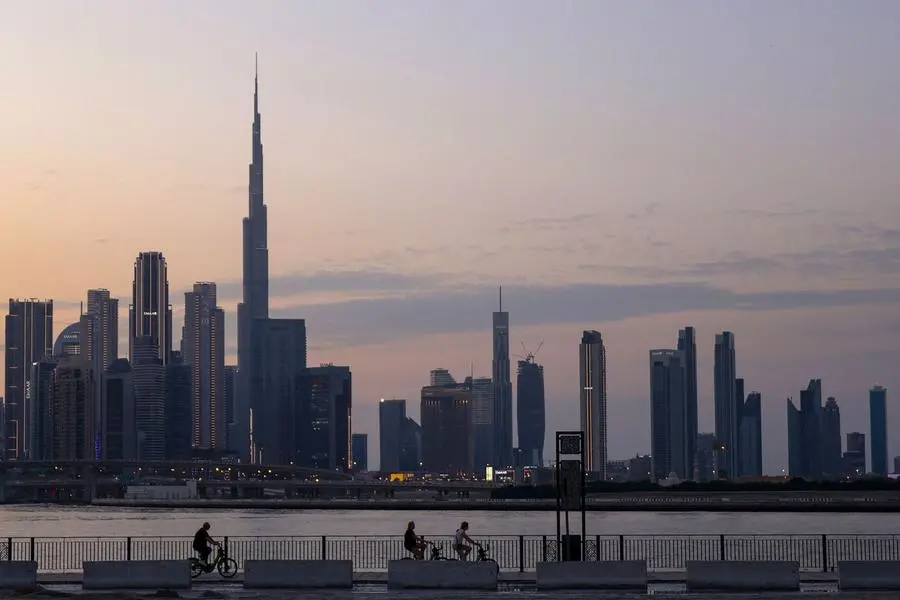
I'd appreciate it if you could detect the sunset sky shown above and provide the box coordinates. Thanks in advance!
[3,1,900,473]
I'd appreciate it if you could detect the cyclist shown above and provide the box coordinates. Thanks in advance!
[453,521,480,560]
[404,521,428,559]
[193,522,219,565]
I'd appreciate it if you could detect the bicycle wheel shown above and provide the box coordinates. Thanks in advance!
[218,557,238,578]
[190,560,204,579]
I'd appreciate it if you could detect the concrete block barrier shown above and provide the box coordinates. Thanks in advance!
[839,561,900,590]
[687,560,800,591]
[83,560,191,590]
[243,560,353,589]
[0,562,37,589]
[388,560,498,590]
[536,560,647,590]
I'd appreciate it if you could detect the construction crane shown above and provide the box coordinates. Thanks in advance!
[515,341,544,363]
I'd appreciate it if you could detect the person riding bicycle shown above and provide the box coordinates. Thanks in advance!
[193,522,219,565]
[453,521,480,560]
[404,521,428,559]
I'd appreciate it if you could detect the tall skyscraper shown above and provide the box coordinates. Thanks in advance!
[649,349,689,480]
[470,376,493,472]
[492,289,512,468]
[236,57,270,463]
[51,357,94,461]
[131,336,166,461]
[379,399,406,473]
[5,298,53,460]
[430,369,456,387]
[844,431,866,476]
[400,417,422,472]
[53,322,81,357]
[516,355,545,467]
[224,365,237,451]
[820,397,842,479]
[787,398,802,477]
[713,331,738,479]
[84,289,119,372]
[799,378,822,479]
[165,351,192,461]
[738,391,763,477]
[351,433,368,472]
[99,359,137,460]
[183,283,225,450]
[421,383,473,474]
[28,358,58,461]
[129,252,172,364]
[677,327,698,477]
[579,330,607,477]
[297,365,352,471]
[869,386,888,476]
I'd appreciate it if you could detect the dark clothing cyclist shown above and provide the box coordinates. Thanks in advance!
[404,521,427,559]
[193,522,217,564]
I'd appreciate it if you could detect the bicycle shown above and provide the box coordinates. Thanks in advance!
[402,539,454,561]
[189,543,238,578]
[475,544,497,565]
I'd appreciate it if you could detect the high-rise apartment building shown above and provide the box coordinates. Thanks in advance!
[28,358,58,461]
[165,351,192,461]
[649,349,689,480]
[676,327,698,477]
[713,331,738,479]
[820,397,842,479]
[844,431,866,476]
[131,336,166,461]
[297,365,352,471]
[421,383,473,474]
[236,60,270,464]
[492,291,513,468]
[870,386,888,476]
[5,298,53,460]
[129,252,172,365]
[516,356,545,467]
[84,289,119,372]
[183,283,225,450]
[579,330,607,477]
[379,399,406,473]
[738,391,763,477]
[351,433,368,472]
[470,376,493,471]
[51,357,94,461]
[99,359,137,460]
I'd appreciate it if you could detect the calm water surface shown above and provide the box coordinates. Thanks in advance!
[0,506,897,537]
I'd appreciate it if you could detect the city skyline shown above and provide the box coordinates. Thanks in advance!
[3,2,900,473]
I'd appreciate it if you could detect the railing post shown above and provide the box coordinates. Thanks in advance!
[29,538,35,562]
[821,534,828,572]
[518,535,524,572]
[126,537,132,561]
[6,537,11,561]
[719,534,725,560]
[321,536,327,560]
[619,535,625,560]
[541,535,547,562]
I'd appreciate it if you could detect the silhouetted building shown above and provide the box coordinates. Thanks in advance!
[51,357,94,461]
[400,417,422,472]
[351,433,368,472]
[799,379,822,479]
[131,336,166,461]
[224,365,237,450]
[5,298,53,460]
[820,397,842,479]
[492,291,513,468]
[183,283,226,450]
[379,399,407,472]
[713,331,738,479]
[677,327,698,478]
[844,432,866,477]
[470,377,493,471]
[649,349,690,480]
[84,289,119,372]
[53,322,81,358]
[787,398,802,477]
[28,358,57,461]
[165,351,192,461]
[430,369,456,387]
[580,330,607,478]
[129,252,172,365]
[894,455,900,475]
[297,365,352,471]
[516,356,545,467]
[694,433,717,482]
[870,386,888,476]
[236,63,270,465]
[421,384,472,474]
[738,391,763,477]
[100,359,136,460]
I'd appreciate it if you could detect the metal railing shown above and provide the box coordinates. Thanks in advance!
[4,534,900,573]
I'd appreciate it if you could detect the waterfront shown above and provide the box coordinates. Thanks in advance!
[2,506,900,537]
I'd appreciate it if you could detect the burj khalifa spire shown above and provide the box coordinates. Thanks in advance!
[235,54,269,461]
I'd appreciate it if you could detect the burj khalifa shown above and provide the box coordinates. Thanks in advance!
[235,56,269,461]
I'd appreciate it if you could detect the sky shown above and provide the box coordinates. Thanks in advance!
[2,1,900,474]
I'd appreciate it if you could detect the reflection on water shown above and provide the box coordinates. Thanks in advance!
[0,506,896,537]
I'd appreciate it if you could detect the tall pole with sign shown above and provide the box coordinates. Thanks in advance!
[554,431,586,561]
